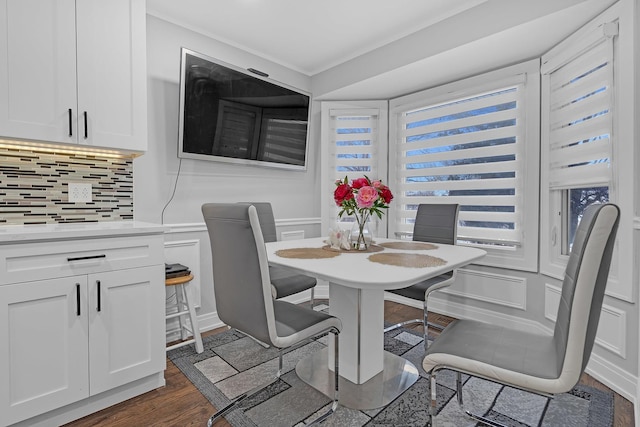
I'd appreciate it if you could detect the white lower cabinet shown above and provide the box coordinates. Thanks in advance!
[0,227,166,427]
[88,267,165,395]
[0,276,90,425]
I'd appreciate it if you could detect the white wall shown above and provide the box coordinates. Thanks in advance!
[135,15,321,327]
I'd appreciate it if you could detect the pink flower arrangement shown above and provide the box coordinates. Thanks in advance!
[334,176,393,249]
[334,175,394,219]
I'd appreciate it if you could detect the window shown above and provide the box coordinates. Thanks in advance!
[320,101,388,236]
[541,22,617,278]
[389,60,540,271]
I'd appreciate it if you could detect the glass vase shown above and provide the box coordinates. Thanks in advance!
[350,211,372,250]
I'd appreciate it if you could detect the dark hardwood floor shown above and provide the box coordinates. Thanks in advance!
[64,301,634,427]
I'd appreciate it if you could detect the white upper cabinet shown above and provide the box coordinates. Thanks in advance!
[0,0,147,151]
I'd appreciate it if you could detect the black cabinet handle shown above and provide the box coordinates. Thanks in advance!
[96,280,101,312]
[68,109,73,137]
[83,111,88,139]
[67,254,106,262]
[76,283,81,316]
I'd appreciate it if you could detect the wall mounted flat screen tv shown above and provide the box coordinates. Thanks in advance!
[177,48,310,170]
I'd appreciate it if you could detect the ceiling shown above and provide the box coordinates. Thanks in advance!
[146,0,489,75]
[146,0,616,98]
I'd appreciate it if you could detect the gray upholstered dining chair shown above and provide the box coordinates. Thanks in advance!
[240,202,317,307]
[423,203,620,427]
[385,203,459,349]
[202,203,341,426]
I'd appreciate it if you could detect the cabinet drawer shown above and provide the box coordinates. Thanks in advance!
[0,235,164,285]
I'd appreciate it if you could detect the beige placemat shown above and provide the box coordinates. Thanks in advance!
[321,244,385,254]
[378,241,437,250]
[275,248,341,259]
[368,252,447,268]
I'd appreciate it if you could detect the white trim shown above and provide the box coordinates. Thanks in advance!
[10,373,165,427]
[162,217,321,235]
[586,352,637,410]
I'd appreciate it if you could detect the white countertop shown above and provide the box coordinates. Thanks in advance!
[0,221,167,244]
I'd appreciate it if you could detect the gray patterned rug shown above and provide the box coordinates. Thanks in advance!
[168,307,613,427]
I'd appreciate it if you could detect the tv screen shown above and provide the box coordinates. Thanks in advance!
[177,48,310,170]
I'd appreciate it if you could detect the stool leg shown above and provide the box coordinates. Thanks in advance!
[183,281,204,354]
[175,284,188,341]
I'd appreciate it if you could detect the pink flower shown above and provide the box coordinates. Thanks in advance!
[372,180,382,188]
[356,186,378,208]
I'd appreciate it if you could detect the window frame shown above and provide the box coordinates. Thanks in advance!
[388,59,541,272]
[320,100,389,238]
[540,20,619,281]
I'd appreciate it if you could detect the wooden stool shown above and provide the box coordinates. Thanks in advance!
[165,273,204,353]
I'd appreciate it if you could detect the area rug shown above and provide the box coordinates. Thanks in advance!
[167,306,613,427]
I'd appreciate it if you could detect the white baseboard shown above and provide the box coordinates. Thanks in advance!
[12,373,165,427]
[585,352,637,407]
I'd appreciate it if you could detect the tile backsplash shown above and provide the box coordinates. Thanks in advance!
[0,146,133,225]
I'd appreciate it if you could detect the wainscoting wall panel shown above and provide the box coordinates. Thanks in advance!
[545,282,626,358]
[281,230,305,240]
[442,268,527,310]
[164,239,201,343]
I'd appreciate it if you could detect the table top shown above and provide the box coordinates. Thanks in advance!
[266,237,486,290]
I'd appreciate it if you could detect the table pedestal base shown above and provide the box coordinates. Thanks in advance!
[295,348,419,410]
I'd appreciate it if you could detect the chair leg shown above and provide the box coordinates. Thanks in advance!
[454,371,508,427]
[310,287,315,310]
[208,330,340,426]
[307,330,340,425]
[277,349,283,378]
[422,295,446,350]
[428,370,438,426]
[207,374,281,427]
[383,318,422,333]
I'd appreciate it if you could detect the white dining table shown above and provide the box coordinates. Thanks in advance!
[265,237,486,410]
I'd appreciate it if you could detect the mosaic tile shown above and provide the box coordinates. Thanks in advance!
[0,147,133,224]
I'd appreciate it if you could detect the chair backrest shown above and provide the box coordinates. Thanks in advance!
[413,204,459,245]
[553,203,620,387]
[201,203,276,346]
[239,202,278,243]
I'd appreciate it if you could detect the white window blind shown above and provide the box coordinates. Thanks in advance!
[543,27,615,190]
[327,108,381,221]
[393,80,526,246]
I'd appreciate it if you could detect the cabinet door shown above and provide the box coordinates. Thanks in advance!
[0,277,89,426]
[88,266,165,395]
[75,0,147,151]
[0,0,78,144]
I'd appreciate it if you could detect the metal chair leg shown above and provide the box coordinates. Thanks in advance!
[310,287,315,309]
[208,329,340,426]
[207,375,280,426]
[307,329,340,425]
[455,371,507,427]
[422,294,445,351]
